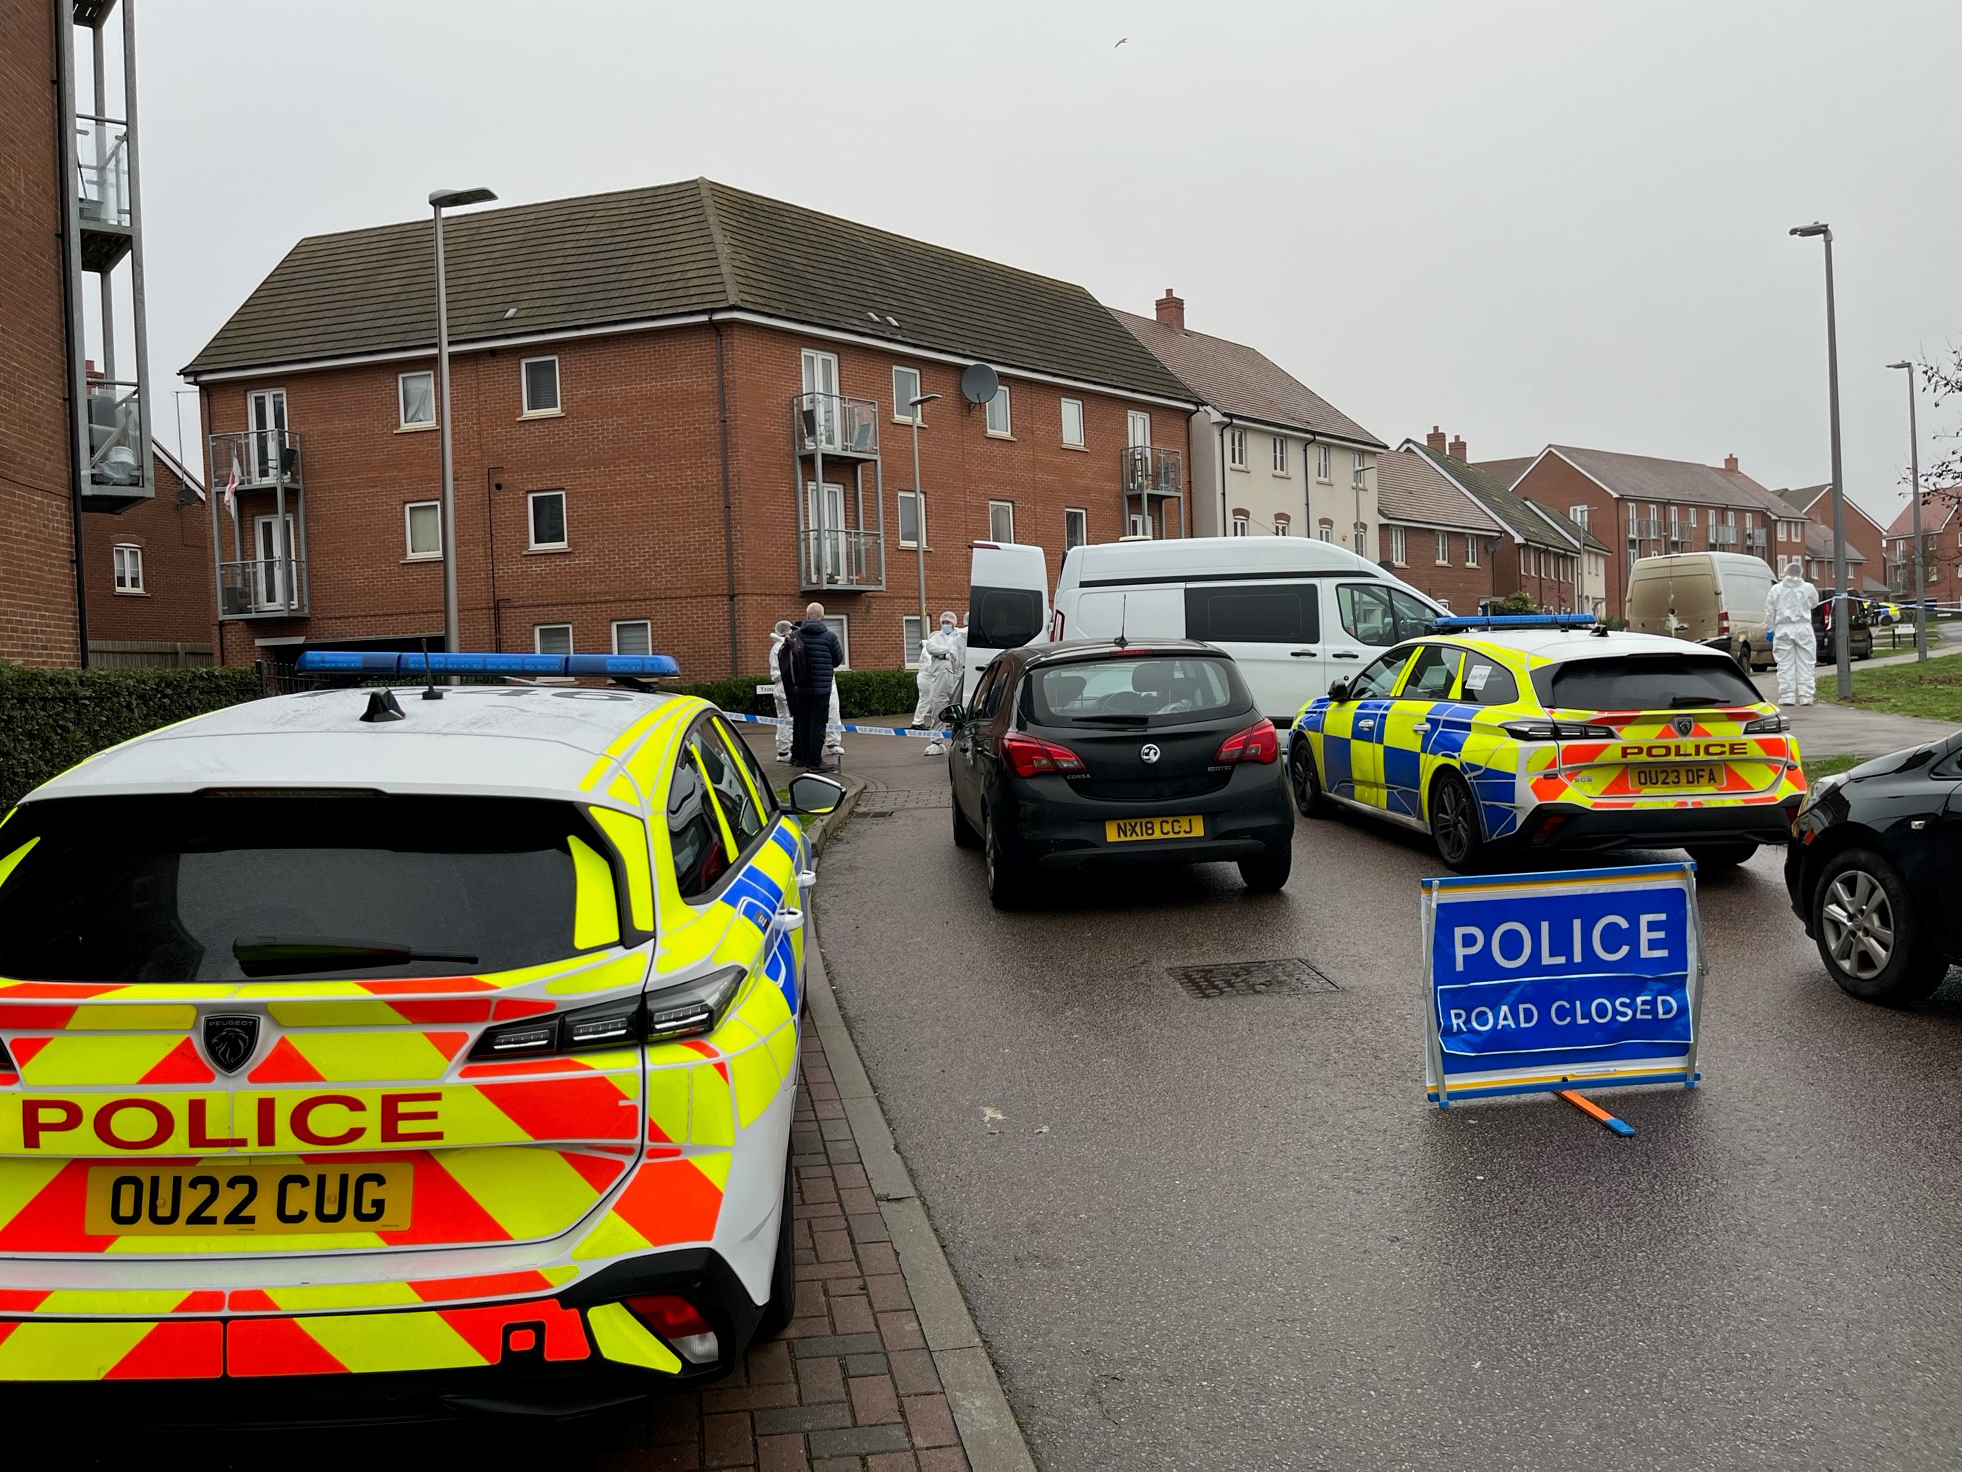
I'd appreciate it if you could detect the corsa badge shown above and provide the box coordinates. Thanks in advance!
[202,1014,261,1075]
[1673,716,1694,737]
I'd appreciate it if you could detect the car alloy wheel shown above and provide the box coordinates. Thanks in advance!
[1289,739,1328,818]
[1821,867,1895,981]
[1430,772,1479,871]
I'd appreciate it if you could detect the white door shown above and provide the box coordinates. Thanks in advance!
[253,513,297,610]
[805,481,846,583]
[1126,410,1151,448]
[246,389,287,482]
[800,350,841,451]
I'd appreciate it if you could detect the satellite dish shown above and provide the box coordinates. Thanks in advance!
[960,363,1000,406]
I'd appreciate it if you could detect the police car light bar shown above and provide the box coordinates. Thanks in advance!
[1431,614,1598,631]
[295,650,682,678]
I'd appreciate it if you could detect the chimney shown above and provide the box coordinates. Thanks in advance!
[84,358,98,380]
[1448,433,1467,460]
[1154,288,1185,330]
[1425,426,1447,455]
[1723,453,1739,473]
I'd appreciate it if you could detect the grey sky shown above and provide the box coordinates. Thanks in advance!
[141,0,1960,525]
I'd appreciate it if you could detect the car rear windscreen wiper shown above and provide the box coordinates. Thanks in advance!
[1069,713,1152,725]
[233,936,480,978]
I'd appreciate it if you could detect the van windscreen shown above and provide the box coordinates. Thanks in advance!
[1532,654,1760,711]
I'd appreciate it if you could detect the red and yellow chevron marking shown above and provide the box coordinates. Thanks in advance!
[229,1298,592,1377]
[0,1318,221,1379]
[572,1155,727,1263]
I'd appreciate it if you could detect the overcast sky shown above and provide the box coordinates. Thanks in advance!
[138,0,1960,526]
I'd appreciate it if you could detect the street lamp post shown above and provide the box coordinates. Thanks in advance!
[429,186,497,658]
[1886,361,1927,662]
[908,392,942,639]
[1789,223,1852,698]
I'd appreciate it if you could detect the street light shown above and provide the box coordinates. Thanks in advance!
[1789,222,1851,698]
[430,186,498,660]
[908,392,942,643]
[1886,360,1927,661]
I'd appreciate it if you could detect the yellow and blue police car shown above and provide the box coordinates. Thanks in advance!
[0,650,837,1423]
[1287,616,1806,871]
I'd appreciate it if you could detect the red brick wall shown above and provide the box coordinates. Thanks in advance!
[0,0,81,666]
[80,456,215,647]
[1379,524,1502,612]
[203,320,1191,678]
[1514,457,1624,615]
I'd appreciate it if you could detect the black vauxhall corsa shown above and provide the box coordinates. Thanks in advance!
[943,640,1295,908]
[1785,727,1962,1004]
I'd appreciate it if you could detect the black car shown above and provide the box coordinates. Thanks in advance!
[1785,730,1962,1003]
[943,640,1295,908]
[1812,593,1873,662]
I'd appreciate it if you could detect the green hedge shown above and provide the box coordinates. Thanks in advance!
[674,668,920,719]
[0,665,264,809]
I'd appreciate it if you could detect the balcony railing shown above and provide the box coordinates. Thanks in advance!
[799,529,884,591]
[1628,519,1663,539]
[793,394,879,459]
[1745,529,1768,551]
[75,115,131,232]
[1711,525,1740,546]
[1122,445,1182,498]
[218,558,308,619]
[85,379,145,488]
[209,429,303,490]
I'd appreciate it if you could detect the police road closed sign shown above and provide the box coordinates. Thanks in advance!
[1421,863,1705,1105]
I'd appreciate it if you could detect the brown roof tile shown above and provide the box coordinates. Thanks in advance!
[1375,449,1503,533]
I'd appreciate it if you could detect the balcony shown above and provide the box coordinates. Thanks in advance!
[209,429,304,490]
[1711,525,1740,547]
[793,394,879,460]
[799,529,884,592]
[1628,519,1663,540]
[85,379,147,493]
[218,558,308,620]
[74,114,133,271]
[1745,529,1768,551]
[1123,445,1182,498]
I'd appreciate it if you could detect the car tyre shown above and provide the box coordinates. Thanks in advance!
[1812,848,1950,1005]
[1289,737,1331,819]
[951,794,981,849]
[753,1151,798,1340]
[1238,842,1293,893]
[1685,841,1756,870]
[1428,769,1485,873]
[985,809,1027,911]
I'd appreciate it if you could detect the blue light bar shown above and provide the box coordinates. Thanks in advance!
[295,650,681,678]
[1432,614,1597,630]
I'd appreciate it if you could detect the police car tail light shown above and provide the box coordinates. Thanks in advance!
[469,968,744,1059]
[644,965,745,1043]
[1215,719,1278,765]
[624,1293,719,1365]
[1002,734,1086,778]
[1501,720,1614,742]
[1743,713,1791,735]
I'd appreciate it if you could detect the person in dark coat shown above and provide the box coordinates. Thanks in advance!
[786,602,844,770]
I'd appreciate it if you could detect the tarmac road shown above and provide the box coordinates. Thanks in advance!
[816,768,1962,1471]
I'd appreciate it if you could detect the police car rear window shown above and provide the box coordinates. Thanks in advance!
[0,794,614,983]
[1028,656,1250,728]
[1532,654,1760,711]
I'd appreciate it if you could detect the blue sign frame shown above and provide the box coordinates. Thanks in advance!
[1421,862,1705,1106]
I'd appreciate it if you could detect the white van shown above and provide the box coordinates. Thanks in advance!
[1625,552,1776,672]
[965,537,1445,720]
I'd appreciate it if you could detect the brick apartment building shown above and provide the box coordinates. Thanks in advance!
[1114,293,1384,547]
[1776,482,1891,594]
[77,445,214,664]
[1883,494,1962,607]
[183,180,1199,678]
[1374,448,1502,612]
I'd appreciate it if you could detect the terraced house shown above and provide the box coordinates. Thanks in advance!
[182,180,1198,679]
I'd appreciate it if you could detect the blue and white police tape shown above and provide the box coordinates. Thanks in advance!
[720,710,951,740]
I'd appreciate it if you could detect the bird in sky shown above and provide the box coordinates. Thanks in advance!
[1114,37,1127,47]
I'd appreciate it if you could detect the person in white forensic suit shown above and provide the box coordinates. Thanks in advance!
[767,620,795,762]
[1764,560,1820,706]
[917,612,966,756]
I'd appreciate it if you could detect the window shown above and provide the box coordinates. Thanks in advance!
[821,615,850,668]
[1317,445,1332,482]
[1064,508,1088,550]
[969,586,1042,651]
[1183,584,1320,645]
[1458,653,1519,706]
[1350,647,1415,700]
[1351,452,1366,489]
[988,500,1015,542]
[902,615,924,669]
[697,722,767,854]
[1465,535,1480,568]
[111,544,142,592]
[1061,398,1085,448]
[1273,515,1291,536]
[1568,504,1589,529]
[1232,514,1250,538]
[612,620,652,656]
[1532,652,1759,710]
[1388,526,1407,565]
[521,357,560,416]
[1686,507,1697,527]
[528,490,568,549]
[404,501,441,560]
[1127,513,1152,538]
[398,371,435,428]
[1337,583,1436,647]
[1271,437,1288,474]
[1030,656,1250,728]
[534,623,573,655]
[1435,530,1451,564]
[897,490,924,549]
[1400,645,1463,700]
[1317,520,1334,542]
[1228,429,1247,469]
[893,366,923,423]
[984,384,1011,437]
[667,748,732,901]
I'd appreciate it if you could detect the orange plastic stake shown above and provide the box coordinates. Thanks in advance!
[1557,1088,1635,1137]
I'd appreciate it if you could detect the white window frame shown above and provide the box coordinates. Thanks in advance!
[1127,512,1152,539]
[984,385,1012,438]
[1271,437,1289,475]
[1317,520,1334,543]
[1351,451,1366,489]
[1389,526,1407,565]
[520,356,561,417]
[1435,529,1451,564]
[822,614,851,668]
[988,500,1014,542]
[1273,515,1291,537]
[111,543,143,593]
[1568,504,1589,529]
[892,366,923,425]
[1228,428,1247,469]
[897,489,925,550]
[611,619,652,656]
[1466,535,1480,568]
[1232,514,1250,537]
[527,489,568,550]
[1060,397,1086,448]
[397,370,436,429]
[1317,444,1333,482]
[1064,507,1088,549]
[901,614,924,670]
[534,623,573,655]
[404,500,442,560]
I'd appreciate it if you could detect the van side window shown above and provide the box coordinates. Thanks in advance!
[1457,655,1519,707]
[1389,590,1437,640]
[970,587,1044,650]
[1182,584,1320,644]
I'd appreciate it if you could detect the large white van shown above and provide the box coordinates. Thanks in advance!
[965,537,1445,720]
[1625,552,1776,672]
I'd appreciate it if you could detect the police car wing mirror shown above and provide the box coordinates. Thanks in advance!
[1326,678,1352,703]
[788,773,844,816]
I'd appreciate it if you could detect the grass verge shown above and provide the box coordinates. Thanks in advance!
[1828,661,1962,724]
[1802,753,1872,780]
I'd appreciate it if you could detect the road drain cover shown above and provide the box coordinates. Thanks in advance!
[1170,958,1339,999]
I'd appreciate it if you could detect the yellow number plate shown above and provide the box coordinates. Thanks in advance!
[1104,815,1205,843]
[1631,764,1724,790]
[84,1162,413,1237]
